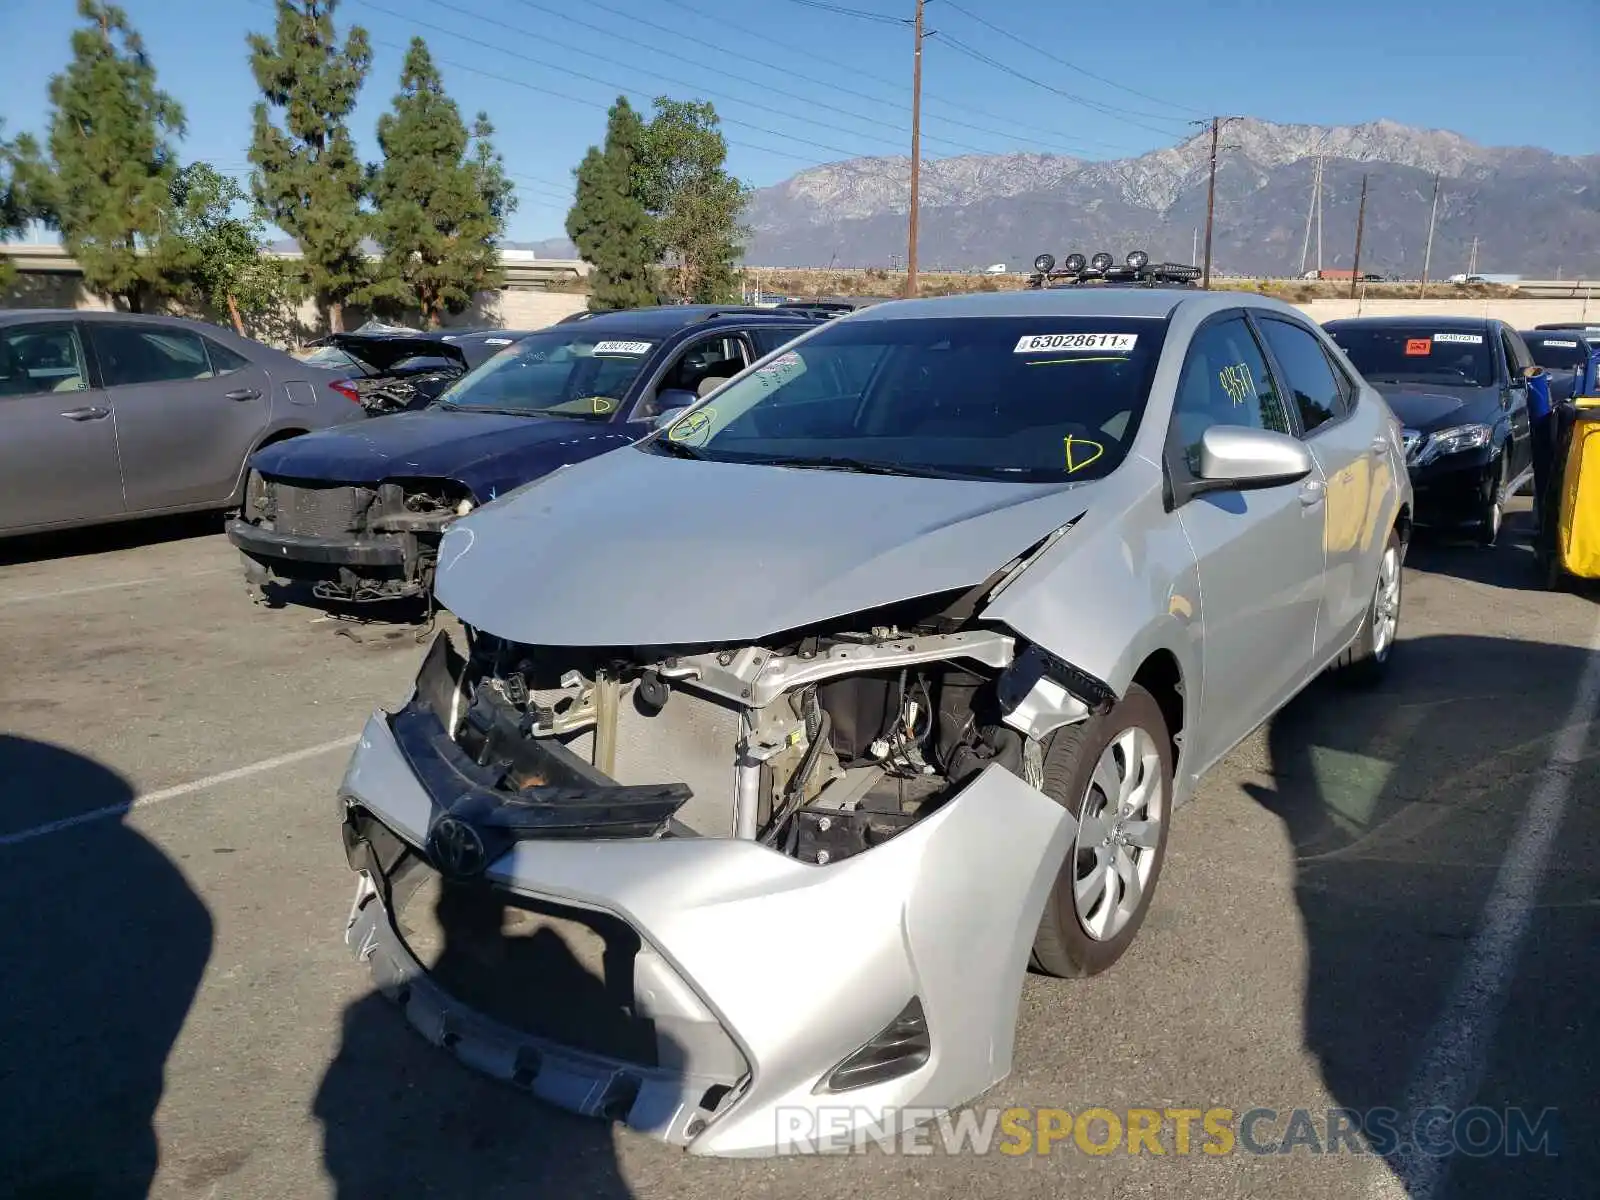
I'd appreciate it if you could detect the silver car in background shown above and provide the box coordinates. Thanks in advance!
[0,309,365,537]
[335,287,1412,1155]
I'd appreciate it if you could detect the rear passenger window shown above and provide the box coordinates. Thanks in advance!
[92,324,215,387]
[204,339,252,378]
[0,323,88,397]
[1257,318,1345,434]
[1171,316,1292,471]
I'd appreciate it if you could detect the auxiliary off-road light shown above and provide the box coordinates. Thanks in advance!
[1034,253,1056,274]
[1063,253,1088,273]
[1090,252,1114,272]
[1127,249,1150,269]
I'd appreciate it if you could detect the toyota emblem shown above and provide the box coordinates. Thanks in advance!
[428,816,488,879]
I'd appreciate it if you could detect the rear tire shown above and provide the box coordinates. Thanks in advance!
[1030,684,1173,979]
[1336,527,1403,686]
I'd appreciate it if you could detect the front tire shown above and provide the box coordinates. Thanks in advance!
[1474,454,1506,547]
[1030,684,1173,979]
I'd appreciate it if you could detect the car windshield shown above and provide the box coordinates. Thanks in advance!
[639,315,1168,482]
[1326,325,1496,388]
[1524,336,1588,371]
[434,329,657,418]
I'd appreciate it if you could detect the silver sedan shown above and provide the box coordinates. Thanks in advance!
[332,283,1412,1155]
[0,309,364,537]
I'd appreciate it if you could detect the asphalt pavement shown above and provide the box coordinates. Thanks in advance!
[0,506,1594,1200]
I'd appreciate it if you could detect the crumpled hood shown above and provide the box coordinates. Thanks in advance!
[1370,384,1498,433]
[249,409,634,498]
[319,332,468,375]
[434,446,1097,646]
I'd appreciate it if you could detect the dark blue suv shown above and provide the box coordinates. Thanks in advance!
[227,305,821,606]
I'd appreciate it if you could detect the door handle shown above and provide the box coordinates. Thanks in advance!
[59,405,110,421]
[225,387,262,401]
[1299,479,1325,507]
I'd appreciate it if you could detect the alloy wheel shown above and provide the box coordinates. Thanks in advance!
[1071,726,1165,941]
[1371,544,1402,660]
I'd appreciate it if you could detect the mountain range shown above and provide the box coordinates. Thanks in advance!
[740,118,1600,277]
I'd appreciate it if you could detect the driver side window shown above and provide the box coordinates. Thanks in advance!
[639,334,750,419]
[1171,316,1293,473]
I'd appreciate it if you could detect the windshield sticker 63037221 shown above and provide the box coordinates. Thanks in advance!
[591,340,653,355]
[1014,333,1138,354]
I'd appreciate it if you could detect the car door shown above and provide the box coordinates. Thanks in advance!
[1253,313,1378,658]
[1498,325,1535,486]
[626,331,755,430]
[1165,312,1328,769]
[88,322,272,512]
[0,319,125,532]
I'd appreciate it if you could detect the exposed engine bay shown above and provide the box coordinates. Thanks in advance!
[403,589,1115,874]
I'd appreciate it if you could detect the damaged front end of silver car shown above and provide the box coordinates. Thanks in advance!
[336,582,1114,1156]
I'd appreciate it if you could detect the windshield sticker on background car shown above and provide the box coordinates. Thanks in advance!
[1543,340,1579,349]
[1218,361,1256,405]
[754,350,807,389]
[1405,338,1432,355]
[1063,435,1105,473]
[592,340,653,356]
[1433,332,1484,344]
[668,408,715,444]
[484,337,514,346]
[1014,333,1138,354]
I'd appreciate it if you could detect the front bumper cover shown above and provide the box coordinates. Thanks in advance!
[336,697,1075,1155]
[227,517,409,568]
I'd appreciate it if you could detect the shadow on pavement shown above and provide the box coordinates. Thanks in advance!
[314,876,642,1199]
[1245,631,1597,1198]
[0,511,225,567]
[0,735,214,1198]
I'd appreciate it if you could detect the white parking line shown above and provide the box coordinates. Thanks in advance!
[0,568,229,607]
[0,735,358,849]
[1370,609,1600,1200]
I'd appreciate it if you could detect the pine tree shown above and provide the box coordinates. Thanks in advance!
[565,96,657,312]
[364,38,515,328]
[42,0,185,312]
[1,122,49,291]
[247,0,370,332]
[638,98,746,303]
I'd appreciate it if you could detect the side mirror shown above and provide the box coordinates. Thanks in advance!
[1195,426,1314,491]
[649,389,699,428]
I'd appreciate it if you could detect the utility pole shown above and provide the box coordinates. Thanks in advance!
[1299,155,1320,277]
[1348,172,1368,300]
[1192,226,1198,265]
[904,0,925,299]
[1198,117,1239,289]
[1418,171,1441,298]
[1467,235,1479,276]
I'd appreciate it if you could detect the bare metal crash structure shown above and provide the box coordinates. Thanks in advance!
[332,278,1413,1156]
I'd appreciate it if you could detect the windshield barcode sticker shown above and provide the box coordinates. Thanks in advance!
[1432,332,1484,344]
[1544,339,1578,348]
[1014,333,1137,353]
[592,340,653,355]
[484,337,513,345]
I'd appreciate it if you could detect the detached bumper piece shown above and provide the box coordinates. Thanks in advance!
[397,633,693,878]
[227,518,408,568]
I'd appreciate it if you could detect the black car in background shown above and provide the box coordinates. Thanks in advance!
[227,305,822,608]
[297,328,536,416]
[1521,328,1600,405]
[1323,316,1536,545]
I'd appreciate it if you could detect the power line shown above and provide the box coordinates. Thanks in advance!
[498,0,1004,158]
[687,0,1139,153]
[931,32,1194,138]
[348,0,891,161]
[934,0,1205,117]
[773,0,910,26]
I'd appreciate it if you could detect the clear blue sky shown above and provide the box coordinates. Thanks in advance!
[2,0,1592,244]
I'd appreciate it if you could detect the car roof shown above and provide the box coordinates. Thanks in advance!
[546,305,822,336]
[842,287,1294,323]
[0,307,239,333]
[1521,328,1596,340]
[1321,315,1496,331]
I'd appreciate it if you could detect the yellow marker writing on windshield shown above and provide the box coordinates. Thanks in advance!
[590,396,615,414]
[1063,435,1105,473]
[668,407,715,444]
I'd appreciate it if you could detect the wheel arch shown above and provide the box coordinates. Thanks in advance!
[1130,648,1185,778]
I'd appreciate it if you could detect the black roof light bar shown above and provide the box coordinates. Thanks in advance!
[1027,249,1202,289]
